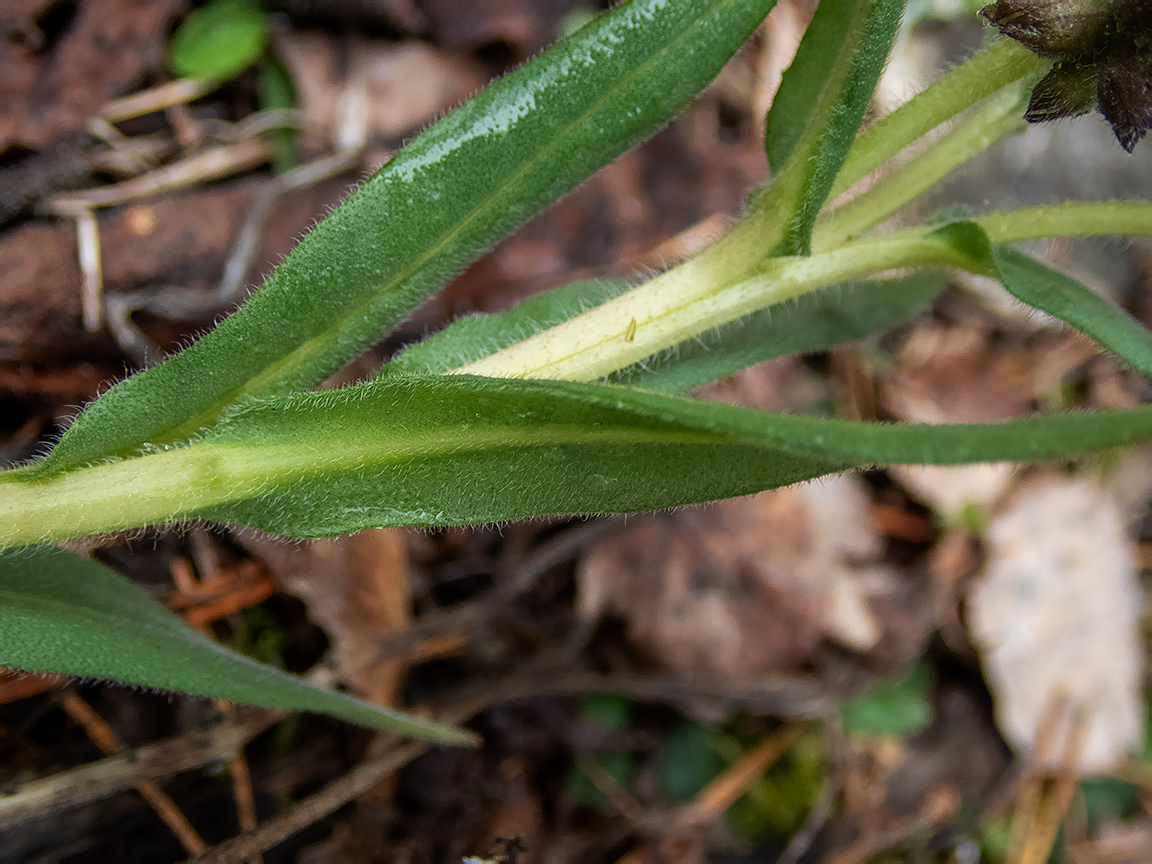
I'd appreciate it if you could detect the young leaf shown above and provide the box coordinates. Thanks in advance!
[6,375,1152,546]
[168,0,268,81]
[388,274,943,394]
[770,0,906,256]
[991,246,1152,384]
[0,545,474,743]
[764,0,857,173]
[841,661,933,736]
[38,0,780,475]
[932,221,1152,383]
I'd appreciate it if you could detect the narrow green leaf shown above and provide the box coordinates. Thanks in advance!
[764,0,857,173]
[771,0,906,256]
[991,247,1152,383]
[257,54,298,174]
[38,0,779,475]
[168,0,268,81]
[384,280,632,377]
[6,376,1152,546]
[841,661,933,736]
[608,273,945,393]
[932,221,1152,383]
[0,546,475,743]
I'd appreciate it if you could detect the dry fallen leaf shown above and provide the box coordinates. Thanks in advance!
[578,473,886,680]
[882,324,1036,517]
[277,33,485,153]
[967,474,1143,772]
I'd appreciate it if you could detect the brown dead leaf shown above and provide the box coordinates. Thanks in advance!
[967,474,1143,772]
[0,0,180,153]
[578,473,888,679]
[579,361,897,678]
[241,529,411,706]
[882,323,1035,516]
[277,33,486,155]
[0,174,354,354]
[418,0,585,53]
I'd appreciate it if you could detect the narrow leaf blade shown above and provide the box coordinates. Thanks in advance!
[931,220,1152,383]
[772,0,906,256]
[40,0,780,474]
[8,376,1152,545]
[764,0,857,172]
[0,546,474,743]
[991,246,1152,383]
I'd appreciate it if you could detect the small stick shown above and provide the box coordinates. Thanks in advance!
[46,138,273,213]
[98,78,222,125]
[1008,691,1067,863]
[59,691,206,855]
[227,751,262,864]
[1017,705,1089,864]
[74,208,103,332]
[187,739,431,864]
[676,724,798,828]
[0,709,279,828]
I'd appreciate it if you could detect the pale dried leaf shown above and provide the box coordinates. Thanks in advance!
[967,475,1143,772]
[577,473,886,679]
[277,33,485,152]
[883,324,1032,516]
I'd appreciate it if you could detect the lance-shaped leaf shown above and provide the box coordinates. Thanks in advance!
[5,376,1152,547]
[932,221,1152,383]
[0,545,475,743]
[763,0,857,173]
[387,274,944,394]
[768,0,906,257]
[37,0,779,474]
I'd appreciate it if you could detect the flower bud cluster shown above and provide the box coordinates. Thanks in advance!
[981,0,1152,150]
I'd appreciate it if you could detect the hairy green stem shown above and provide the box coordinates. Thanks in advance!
[976,200,1152,242]
[0,424,721,547]
[829,37,1042,198]
[454,43,1047,383]
[813,81,1030,249]
[454,230,979,381]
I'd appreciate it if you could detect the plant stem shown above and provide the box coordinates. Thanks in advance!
[454,230,980,382]
[813,81,1030,249]
[829,37,1042,198]
[975,200,1152,242]
[454,46,1048,384]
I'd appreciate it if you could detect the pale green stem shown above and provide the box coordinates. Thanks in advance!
[813,82,1029,250]
[455,47,1045,383]
[454,230,979,382]
[704,41,1041,273]
[975,200,1152,242]
[0,423,725,547]
[829,37,1042,199]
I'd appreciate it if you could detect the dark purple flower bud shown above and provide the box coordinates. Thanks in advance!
[1097,48,1152,151]
[1025,61,1099,120]
[981,0,1114,57]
